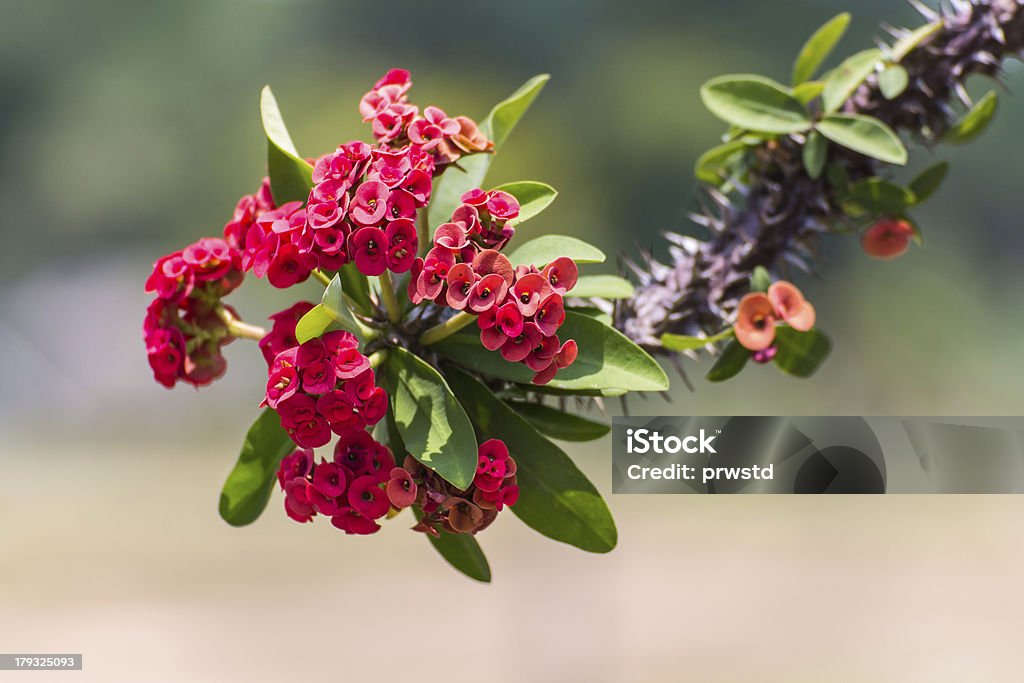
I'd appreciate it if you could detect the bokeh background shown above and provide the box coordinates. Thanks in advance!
[2,0,1024,680]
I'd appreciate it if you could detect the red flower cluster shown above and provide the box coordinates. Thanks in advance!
[359,69,493,166]
[222,177,275,251]
[276,432,397,534]
[409,189,578,384]
[404,439,520,535]
[258,301,315,365]
[143,237,243,388]
[263,332,387,448]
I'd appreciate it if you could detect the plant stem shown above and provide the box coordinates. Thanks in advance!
[368,349,388,369]
[311,268,332,287]
[377,271,402,324]
[419,311,476,346]
[417,207,430,257]
[216,308,267,341]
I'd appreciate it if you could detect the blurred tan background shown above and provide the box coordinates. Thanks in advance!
[2,0,1024,680]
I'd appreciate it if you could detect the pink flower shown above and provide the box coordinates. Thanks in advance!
[350,181,389,226]
[306,179,350,230]
[434,223,469,250]
[511,273,551,316]
[146,328,185,388]
[495,301,525,337]
[267,242,315,289]
[331,508,380,535]
[277,394,318,429]
[471,249,514,285]
[277,448,313,489]
[291,416,332,449]
[385,219,418,273]
[469,274,509,313]
[334,347,370,380]
[401,169,432,205]
[534,293,566,337]
[734,293,777,352]
[350,226,388,276]
[316,391,359,432]
[284,480,315,523]
[360,387,388,427]
[501,322,544,363]
[259,301,314,365]
[265,364,299,409]
[312,461,348,498]
[451,204,481,235]
[348,475,390,519]
[542,257,578,295]
[445,263,478,310]
[386,467,417,508]
[486,190,520,221]
[385,189,417,220]
[524,334,560,372]
[461,188,489,206]
[370,149,412,188]
[767,281,816,332]
[334,430,378,472]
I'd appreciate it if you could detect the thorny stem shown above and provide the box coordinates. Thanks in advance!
[378,271,403,324]
[419,311,476,346]
[311,268,332,287]
[216,307,267,341]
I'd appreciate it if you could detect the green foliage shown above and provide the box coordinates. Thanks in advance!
[260,86,314,205]
[842,177,915,217]
[816,114,908,165]
[337,264,374,317]
[428,75,550,230]
[792,12,851,85]
[700,75,812,134]
[773,327,832,378]
[694,140,748,184]
[219,410,294,526]
[415,509,491,583]
[381,347,478,490]
[943,91,999,145]
[661,328,734,352]
[445,366,617,553]
[490,180,557,224]
[295,274,367,343]
[706,339,751,382]
[507,235,606,267]
[878,65,909,100]
[570,274,635,299]
[821,49,882,114]
[506,401,610,442]
[434,311,669,393]
[802,130,827,179]
[750,266,772,293]
[908,162,949,205]
[890,21,943,62]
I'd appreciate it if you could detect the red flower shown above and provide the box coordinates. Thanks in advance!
[348,475,390,519]
[386,467,417,508]
[542,257,578,295]
[534,293,566,337]
[511,273,551,317]
[350,226,388,276]
[384,219,418,273]
[350,181,389,226]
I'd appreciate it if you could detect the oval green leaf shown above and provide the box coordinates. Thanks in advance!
[908,161,949,205]
[695,140,748,184]
[773,327,832,378]
[490,180,557,224]
[445,366,617,553]
[821,49,882,113]
[878,65,909,100]
[428,75,549,231]
[802,129,828,180]
[381,346,477,489]
[792,13,852,85]
[817,114,908,165]
[260,86,314,205]
[219,409,294,526]
[507,234,606,267]
[434,311,669,392]
[570,274,635,299]
[842,177,915,216]
[943,91,999,145]
[700,75,812,134]
[506,401,610,442]
[662,328,734,352]
[706,339,751,382]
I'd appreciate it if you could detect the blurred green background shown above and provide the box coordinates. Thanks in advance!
[2,1,1024,680]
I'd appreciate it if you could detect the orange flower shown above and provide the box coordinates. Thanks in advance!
[767,281,816,332]
[735,293,777,351]
[861,218,914,260]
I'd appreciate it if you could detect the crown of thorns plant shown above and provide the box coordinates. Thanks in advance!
[144,1,1020,580]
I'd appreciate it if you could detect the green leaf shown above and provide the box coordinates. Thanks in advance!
[570,274,635,299]
[773,327,832,378]
[821,49,882,113]
[505,401,610,442]
[706,339,751,382]
[322,274,368,335]
[842,177,915,216]
[490,181,557,224]
[381,346,477,489]
[434,311,669,392]
[662,328,734,352]
[792,81,825,105]
[260,86,314,206]
[428,75,549,230]
[694,140,748,184]
[943,91,999,145]
[802,130,828,179]
[219,410,294,526]
[566,306,613,326]
[751,266,772,293]
[338,264,373,317]
[792,13,852,85]
[908,162,949,205]
[413,509,491,582]
[878,65,909,100]
[817,114,908,165]
[507,235,606,267]
[891,21,942,62]
[445,366,617,553]
[294,304,333,344]
[701,75,812,134]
